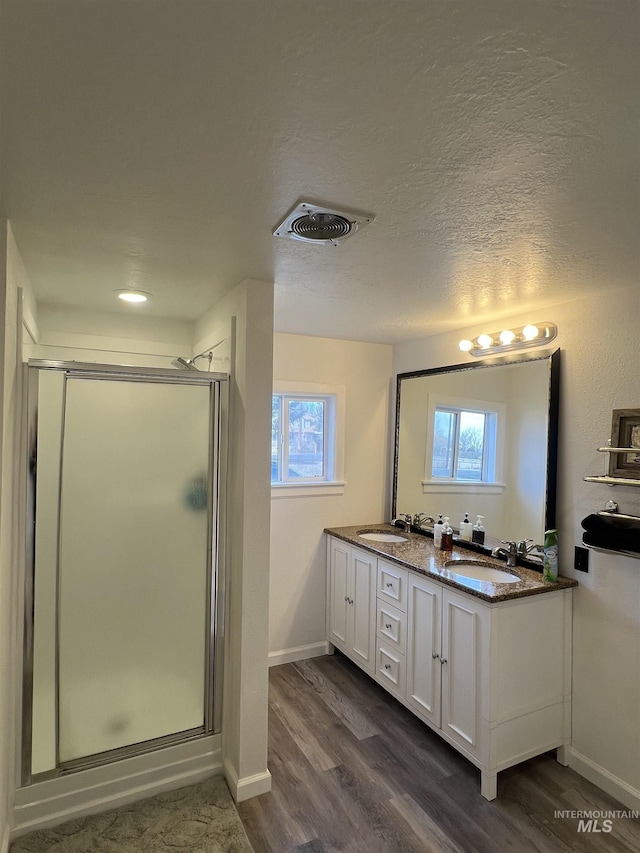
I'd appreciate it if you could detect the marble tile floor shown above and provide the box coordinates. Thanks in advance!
[10,775,253,853]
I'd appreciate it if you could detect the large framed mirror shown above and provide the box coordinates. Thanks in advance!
[392,349,559,549]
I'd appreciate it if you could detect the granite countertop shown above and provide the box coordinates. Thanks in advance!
[325,523,578,603]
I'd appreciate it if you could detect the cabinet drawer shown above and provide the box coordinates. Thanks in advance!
[377,560,408,611]
[376,600,407,655]
[376,641,406,699]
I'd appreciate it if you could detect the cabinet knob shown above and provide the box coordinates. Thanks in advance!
[432,652,440,660]
[384,663,391,670]
[386,582,393,588]
[385,623,392,629]
[440,657,448,665]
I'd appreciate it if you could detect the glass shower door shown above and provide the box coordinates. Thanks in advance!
[55,375,214,765]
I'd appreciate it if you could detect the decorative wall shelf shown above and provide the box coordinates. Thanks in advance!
[583,475,640,486]
[582,429,640,555]
[584,444,640,486]
[584,543,640,560]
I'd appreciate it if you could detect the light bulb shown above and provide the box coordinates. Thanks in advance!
[522,324,539,341]
[458,339,473,352]
[115,290,150,304]
[477,333,493,349]
[499,329,516,345]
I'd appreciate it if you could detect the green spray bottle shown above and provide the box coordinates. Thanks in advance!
[542,529,558,582]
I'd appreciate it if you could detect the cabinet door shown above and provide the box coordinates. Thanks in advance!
[350,549,377,673]
[328,538,350,649]
[406,574,442,727]
[441,589,486,759]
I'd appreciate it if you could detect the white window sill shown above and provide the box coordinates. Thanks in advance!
[421,480,506,495]
[271,480,346,498]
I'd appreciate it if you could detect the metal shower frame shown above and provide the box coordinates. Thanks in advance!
[19,359,229,786]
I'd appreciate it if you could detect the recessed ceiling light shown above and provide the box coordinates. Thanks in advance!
[115,290,151,304]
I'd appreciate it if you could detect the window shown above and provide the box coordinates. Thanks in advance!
[432,408,495,481]
[271,382,345,495]
[424,395,505,492]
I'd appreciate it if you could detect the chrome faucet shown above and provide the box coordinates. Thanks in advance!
[517,539,544,559]
[491,540,518,567]
[391,513,412,533]
[413,512,435,528]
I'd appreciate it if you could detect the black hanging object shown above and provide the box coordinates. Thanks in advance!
[581,512,640,555]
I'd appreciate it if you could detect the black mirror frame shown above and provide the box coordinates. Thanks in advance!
[392,348,560,535]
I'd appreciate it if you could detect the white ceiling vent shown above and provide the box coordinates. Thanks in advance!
[273,202,374,246]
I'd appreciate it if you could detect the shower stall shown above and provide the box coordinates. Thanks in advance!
[20,360,227,786]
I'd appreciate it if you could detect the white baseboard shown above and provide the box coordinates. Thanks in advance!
[268,641,330,667]
[12,736,222,840]
[223,758,271,803]
[569,747,640,812]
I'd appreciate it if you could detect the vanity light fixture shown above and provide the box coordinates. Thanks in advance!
[499,329,516,345]
[458,322,557,357]
[115,289,152,304]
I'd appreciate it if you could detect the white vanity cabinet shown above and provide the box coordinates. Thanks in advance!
[326,536,573,800]
[406,573,488,762]
[327,537,377,674]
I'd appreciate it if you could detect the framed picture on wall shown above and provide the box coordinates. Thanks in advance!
[609,408,640,479]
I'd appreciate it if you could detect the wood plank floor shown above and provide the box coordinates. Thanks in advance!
[237,653,640,853]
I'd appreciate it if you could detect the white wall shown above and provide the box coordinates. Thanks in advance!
[25,304,194,368]
[269,333,392,663]
[0,224,27,852]
[393,285,640,810]
[4,276,274,832]
[195,279,273,801]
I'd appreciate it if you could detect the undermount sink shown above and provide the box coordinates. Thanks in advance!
[358,530,408,543]
[443,560,520,584]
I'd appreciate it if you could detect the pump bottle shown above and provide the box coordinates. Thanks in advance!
[472,515,485,545]
[433,514,444,547]
[459,513,472,541]
[441,517,453,551]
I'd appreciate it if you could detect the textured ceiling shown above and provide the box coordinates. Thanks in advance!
[1,0,638,344]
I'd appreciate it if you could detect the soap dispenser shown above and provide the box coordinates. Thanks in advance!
[459,512,472,541]
[441,517,453,551]
[472,515,485,545]
[433,514,444,547]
